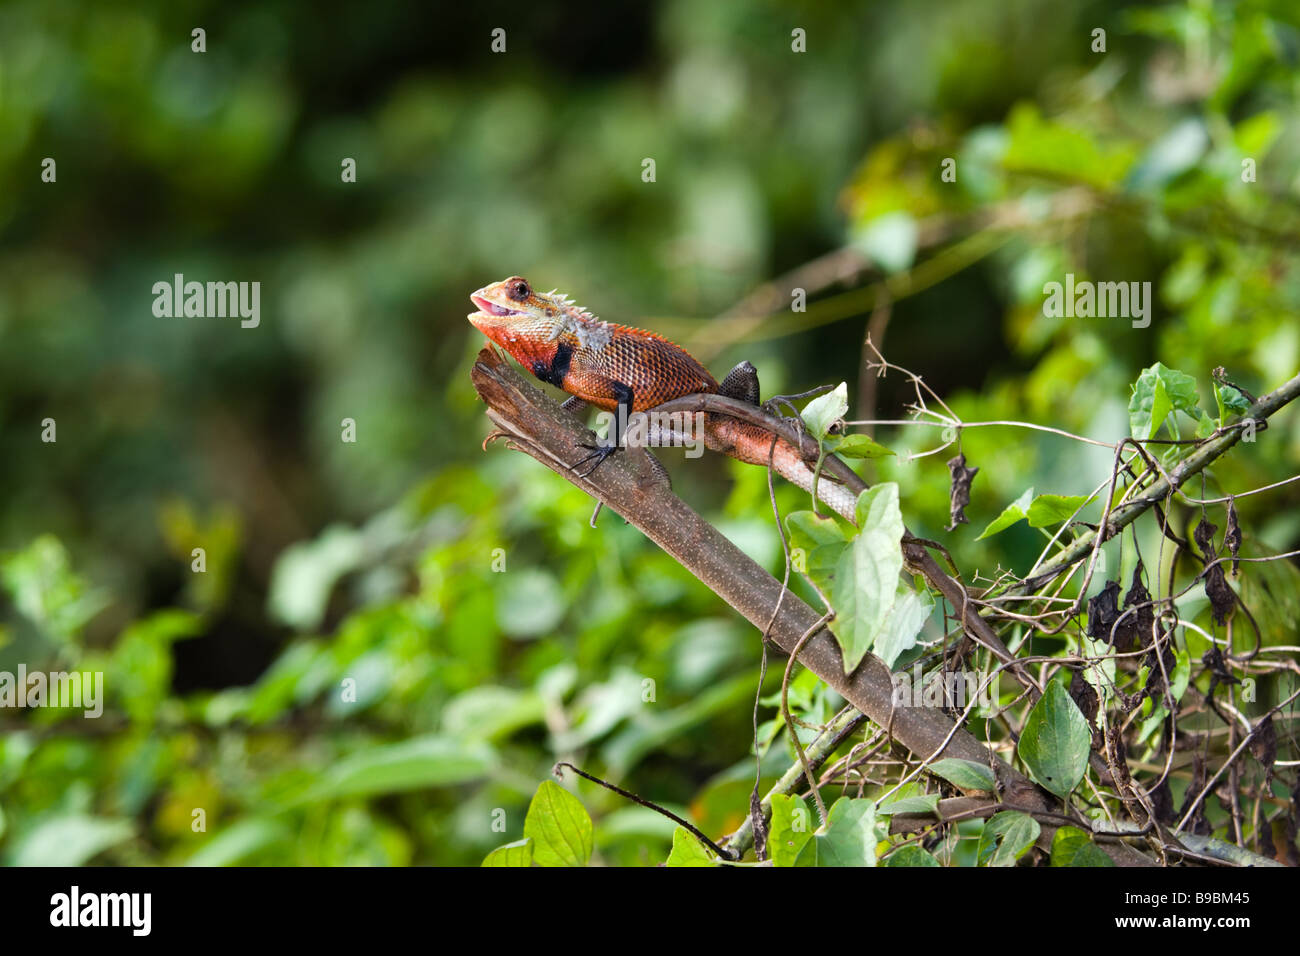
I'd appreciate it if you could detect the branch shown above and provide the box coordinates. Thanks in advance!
[722,707,868,857]
[651,394,1034,685]
[1009,369,1300,595]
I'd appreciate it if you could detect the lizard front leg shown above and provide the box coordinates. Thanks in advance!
[569,382,633,478]
[568,387,672,492]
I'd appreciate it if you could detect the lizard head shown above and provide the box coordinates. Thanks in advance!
[468,276,562,340]
[468,276,606,368]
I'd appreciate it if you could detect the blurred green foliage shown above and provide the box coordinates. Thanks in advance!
[1,0,1298,865]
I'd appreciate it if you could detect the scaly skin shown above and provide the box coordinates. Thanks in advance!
[468,276,857,522]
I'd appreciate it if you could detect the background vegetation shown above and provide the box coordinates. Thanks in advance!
[0,0,1297,865]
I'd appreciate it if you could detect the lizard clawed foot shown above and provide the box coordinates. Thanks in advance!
[763,383,836,421]
[569,442,619,478]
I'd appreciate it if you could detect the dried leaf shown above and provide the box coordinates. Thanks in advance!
[945,453,978,531]
[1201,646,1237,685]
[1224,498,1242,575]
[1121,564,1155,651]
[1193,516,1218,558]
[1194,516,1235,624]
[1086,580,1122,643]
[1069,669,1101,750]
[1149,777,1175,823]
[1143,625,1177,703]
[1180,754,1211,836]
[1204,563,1236,625]
[1249,716,1277,771]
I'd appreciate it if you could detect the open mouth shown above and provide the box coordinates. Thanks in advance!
[471,294,519,317]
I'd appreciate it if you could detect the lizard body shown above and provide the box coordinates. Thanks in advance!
[468,276,858,522]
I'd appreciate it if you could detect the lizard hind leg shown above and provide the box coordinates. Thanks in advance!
[718,361,761,405]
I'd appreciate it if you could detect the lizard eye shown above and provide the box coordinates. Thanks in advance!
[508,279,531,302]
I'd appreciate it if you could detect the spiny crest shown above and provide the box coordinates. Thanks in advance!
[554,296,610,350]
[549,290,590,316]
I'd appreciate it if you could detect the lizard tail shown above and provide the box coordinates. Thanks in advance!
[704,418,860,525]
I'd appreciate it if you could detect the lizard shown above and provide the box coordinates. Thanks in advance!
[467,275,859,522]
[469,276,1036,684]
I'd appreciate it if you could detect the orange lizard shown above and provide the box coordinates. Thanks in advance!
[468,275,857,521]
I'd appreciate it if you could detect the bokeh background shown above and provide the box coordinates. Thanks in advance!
[1,0,1297,865]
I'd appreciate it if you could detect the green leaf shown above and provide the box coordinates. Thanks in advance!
[482,838,534,867]
[929,758,996,792]
[1,535,109,645]
[1129,363,1201,440]
[786,510,852,595]
[1161,368,1203,415]
[1027,493,1092,528]
[814,797,879,867]
[1003,102,1137,188]
[442,685,546,742]
[1137,374,1172,441]
[768,794,816,867]
[1127,118,1207,190]
[1233,111,1280,158]
[1136,704,1169,744]
[598,806,678,843]
[832,433,895,459]
[885,844,941,867]
[12,814,134,866]
[827,485,905,672]
[976,487,1033,540]
[665,827,716,867]
[786,511,854,549]
[800,382,849,441]
[497,568,566,639]
[1217,384,1251,421]
[186,818,292,867]
[877,792,941,816]
[1170,648,1191,702]
[267,524,366,631]
[1194,410,1217,439]
[524,781,594,867]
[1238,555,1300,643]
[298,735,495,803]
[852,211,919,273]
[1050,827,1115,867]
[977,811,1041,867]
[113,609,205,723]
[1017,679,1092,799]
[873,582,935,669]
[1163,247,1207,307]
